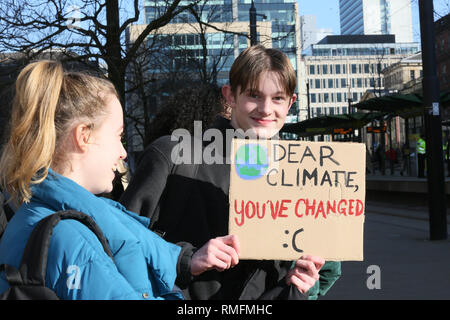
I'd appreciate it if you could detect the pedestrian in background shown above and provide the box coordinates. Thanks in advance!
[417,134,426,178]
[400,142,410,176]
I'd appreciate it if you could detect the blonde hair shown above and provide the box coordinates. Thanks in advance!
[0,60,118,205]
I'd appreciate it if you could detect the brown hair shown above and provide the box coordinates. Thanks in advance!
[229,45,296,97]
[0,60,118,205]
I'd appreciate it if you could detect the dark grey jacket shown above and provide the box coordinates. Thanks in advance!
[120,117,340,300]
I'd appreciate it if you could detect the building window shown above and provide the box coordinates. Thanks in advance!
[309,65,315,75]
[335,64,341,74]
[315,79,321,89]
[357,78,363,88]
[328,79,334,88]
[341,78,347,88]
[322,65,328,75]
[351,64,357,74]
[364,64,370,73]
[410,70,415,80]
[324,93,329,103]
[310,93,316,103]
[337,92,342,102]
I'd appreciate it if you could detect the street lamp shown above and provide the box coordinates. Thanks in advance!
[419,0,447,240]
[249,1,267,46]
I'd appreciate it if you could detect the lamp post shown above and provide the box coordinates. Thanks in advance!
[419,0,447,240]
[249,1,267,46]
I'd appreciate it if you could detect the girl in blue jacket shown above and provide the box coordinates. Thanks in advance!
[0,60,240,299]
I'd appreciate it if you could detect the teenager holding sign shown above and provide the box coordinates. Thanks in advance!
[121,45,341,299]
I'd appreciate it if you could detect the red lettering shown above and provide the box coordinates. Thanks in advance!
[305,199,316,216]
[348,199,355,215]
[338,199,347,216]
[269,200,280,220]
[234,200,245,226]
[355,200,364,216]
[327,200,336,215]
[279,200,291,218]
[245,201,256,219]
[295,199,305,218]
[257,202,266,219]
[315,201,326,219]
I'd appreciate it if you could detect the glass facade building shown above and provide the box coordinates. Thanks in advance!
[125,0,300,152]
[339,0,413,43]
[142,0,299,85]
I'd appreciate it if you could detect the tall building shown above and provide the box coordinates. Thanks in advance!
[299,35,420,123]
[435,13,450,94]
[300,15,333,51]
[139,0,300,85]
[339,0,413,43]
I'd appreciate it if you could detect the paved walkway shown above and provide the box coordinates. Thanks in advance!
[321,202,450,300]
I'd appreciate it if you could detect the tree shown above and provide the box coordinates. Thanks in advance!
[0,0,201,120]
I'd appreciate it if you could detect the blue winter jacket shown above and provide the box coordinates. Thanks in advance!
[0,170,183,300]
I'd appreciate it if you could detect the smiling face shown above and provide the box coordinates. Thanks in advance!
[224,71,296,139]
[81,95,127,194]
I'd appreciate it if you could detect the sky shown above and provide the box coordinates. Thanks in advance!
[297,0,450,43]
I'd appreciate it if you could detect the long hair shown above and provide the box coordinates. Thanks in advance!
[0,60,118,205]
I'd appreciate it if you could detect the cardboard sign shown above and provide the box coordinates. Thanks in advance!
[228,139,365,261]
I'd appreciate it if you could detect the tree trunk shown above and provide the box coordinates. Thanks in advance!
[106,0,125,106]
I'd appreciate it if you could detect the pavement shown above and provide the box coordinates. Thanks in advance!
[320,173,450,300]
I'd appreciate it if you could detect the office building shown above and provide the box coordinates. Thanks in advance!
[339,0,413,43]
[300,35,420,121]
[436,13,450,94]
[300,15,333,51]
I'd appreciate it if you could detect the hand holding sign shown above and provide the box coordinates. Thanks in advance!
[229,139,365,261]
[286,255,325,294]
[191,235,240,276]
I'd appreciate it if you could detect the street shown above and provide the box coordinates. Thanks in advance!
[321,199,450,300]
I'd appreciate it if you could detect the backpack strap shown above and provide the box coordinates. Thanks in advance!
[15,210,113,287]
[0,264,23,286]
[0,192,8,239]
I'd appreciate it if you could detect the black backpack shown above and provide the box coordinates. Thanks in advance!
[0,210,113,300]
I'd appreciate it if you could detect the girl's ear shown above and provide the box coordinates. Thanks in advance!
[72,123,92,153]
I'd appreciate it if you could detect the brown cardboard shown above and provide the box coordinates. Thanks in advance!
[229,139,365,261]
